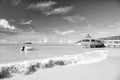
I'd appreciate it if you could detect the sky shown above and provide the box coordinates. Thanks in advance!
[1,0,120,44]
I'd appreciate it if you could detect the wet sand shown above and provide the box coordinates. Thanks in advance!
[4,48,120,80]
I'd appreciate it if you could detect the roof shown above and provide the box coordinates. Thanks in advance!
[85,34,92,38]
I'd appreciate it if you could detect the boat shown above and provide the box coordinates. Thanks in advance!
[20,46,35,52]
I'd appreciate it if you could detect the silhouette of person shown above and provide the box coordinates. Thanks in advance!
[21,46,25,51]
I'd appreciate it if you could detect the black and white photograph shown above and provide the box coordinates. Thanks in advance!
[0,0,120,80]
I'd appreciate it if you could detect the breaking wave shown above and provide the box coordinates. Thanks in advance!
[0,50,108,79]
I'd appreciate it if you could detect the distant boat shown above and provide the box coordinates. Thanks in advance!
[20,46,35,52]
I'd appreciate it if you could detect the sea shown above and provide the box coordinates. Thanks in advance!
[0,45,107,64]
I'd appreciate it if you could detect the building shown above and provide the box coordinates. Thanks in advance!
[103,40,120,47]
[100,36,120,48]
[76,34,105,48]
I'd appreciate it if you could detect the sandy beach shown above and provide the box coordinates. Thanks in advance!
[1,0,120,80]
[0,47,119,80]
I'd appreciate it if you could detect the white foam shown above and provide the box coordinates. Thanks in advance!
[0,50,108,79]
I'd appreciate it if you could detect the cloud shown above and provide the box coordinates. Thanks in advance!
[43,38,48,43]
[95,21,120,37]
[96,31,111,37]
[55,30,75,35]
[11,0,22,6]
[0,39,7,43]
[0,19,17,30]
[108,22,120,28]
[38,38,48,44]
[44,6,74,15]
[59,39,63,43]
[83,24,94,29]
[9,31,50,43]
[63,15,89,23]
[27,1,56,10]
[67,40,74,43]
[58,39,74,44]
[21,20,33,25]
[101,21,120,37]
[27,1,74,15]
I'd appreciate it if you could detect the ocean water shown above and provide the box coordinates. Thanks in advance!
[0,45,108,79]
[0,45,105,64]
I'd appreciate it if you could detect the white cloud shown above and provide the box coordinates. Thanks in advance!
[98,21,120,37]
[55,30,75,35]
[58,39,74,44]
[96,22,120,37]
[12,0,22,6]
[27,1,56,11]
[27,1,74,16]
[21,20,33,25]
[37,38,48,44]
[0,19,16,30]
[63,15,88,23]
[43,38,48,43]
[9,31,51,43]
[108,22,120,28]
[59,39,63,43]
[83,24,94,29]
[96,31,111,37]
[67,40,74,43]
[0,39,7,43]
[45,6,74,15]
